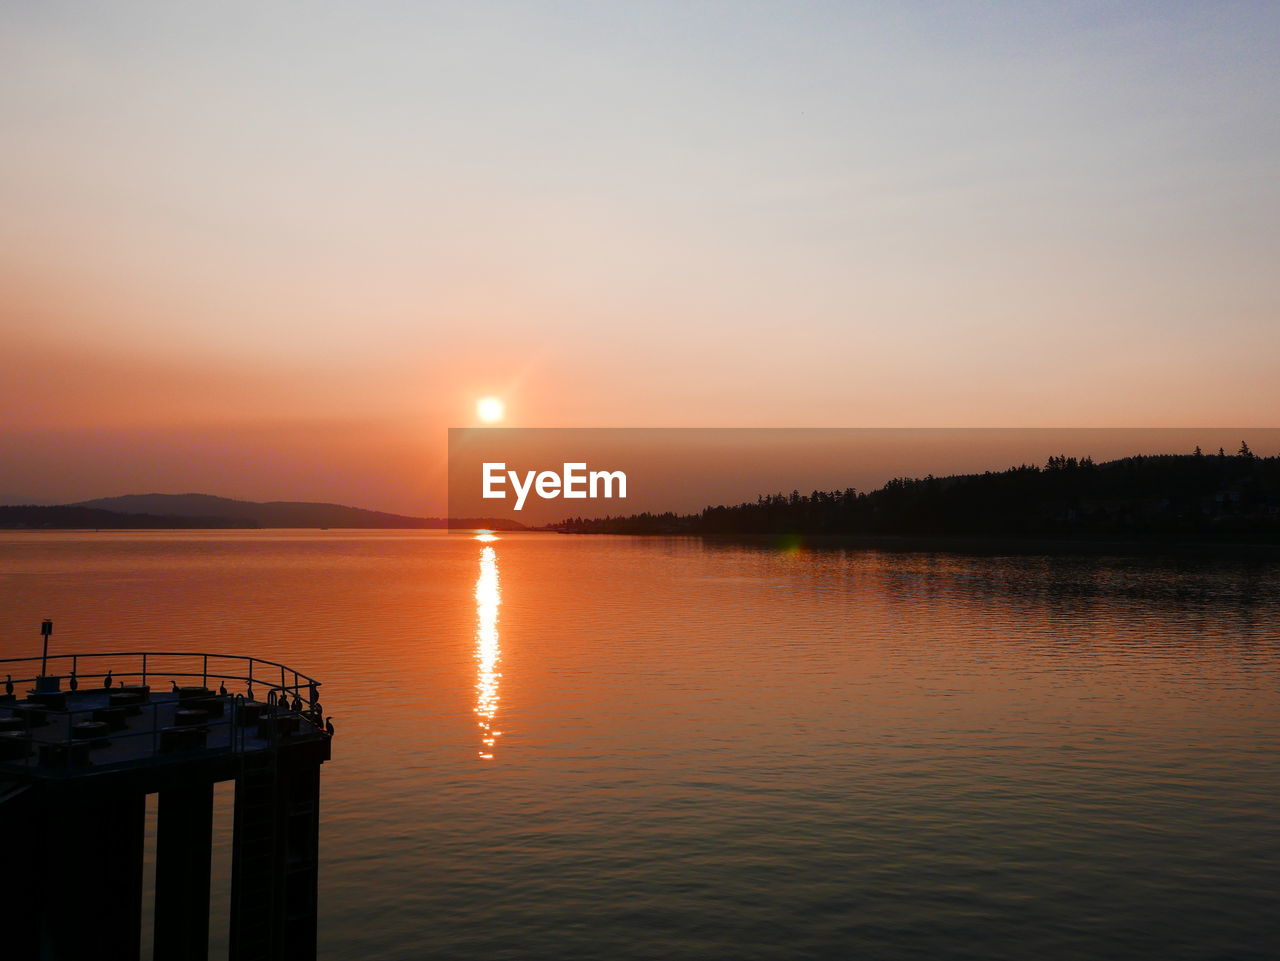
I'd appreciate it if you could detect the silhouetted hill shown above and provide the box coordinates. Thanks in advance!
[552,450,1280,544]
[0,505,251,530]
[73,493,450,529]
[0,493,526,530]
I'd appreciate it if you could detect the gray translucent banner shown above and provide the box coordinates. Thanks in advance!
[447,427,1279,529]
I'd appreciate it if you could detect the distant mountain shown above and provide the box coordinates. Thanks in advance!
[0,493,527,530]
[71,493,442,529]
[0,505,250,530]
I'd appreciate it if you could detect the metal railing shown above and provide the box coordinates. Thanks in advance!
[0,652,326,777]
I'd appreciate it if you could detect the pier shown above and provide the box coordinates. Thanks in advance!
[0,648,333,961]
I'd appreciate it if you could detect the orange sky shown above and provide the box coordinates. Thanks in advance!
[2,4,1279,514]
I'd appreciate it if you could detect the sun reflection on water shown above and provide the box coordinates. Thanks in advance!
[474,540,501,759]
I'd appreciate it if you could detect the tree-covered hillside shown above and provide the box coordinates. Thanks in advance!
[552,447,1280,541]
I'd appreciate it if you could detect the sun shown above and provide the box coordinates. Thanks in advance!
[476,396,505,424]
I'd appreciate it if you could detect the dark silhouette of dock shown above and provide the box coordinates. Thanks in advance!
[0,642,333,960]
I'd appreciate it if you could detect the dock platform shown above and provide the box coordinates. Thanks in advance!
[0,650,333,961]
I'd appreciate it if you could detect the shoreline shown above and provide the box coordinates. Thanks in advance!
[4,526,1279,558]
[556,530,1280,558]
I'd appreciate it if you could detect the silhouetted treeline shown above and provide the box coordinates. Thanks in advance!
[551,448,1280,541]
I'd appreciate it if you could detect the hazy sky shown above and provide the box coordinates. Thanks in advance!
[2,2,1278,513]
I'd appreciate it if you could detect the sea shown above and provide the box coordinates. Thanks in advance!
[1,530,1277,960]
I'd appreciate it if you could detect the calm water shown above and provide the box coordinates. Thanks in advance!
[2,531,1278,960]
